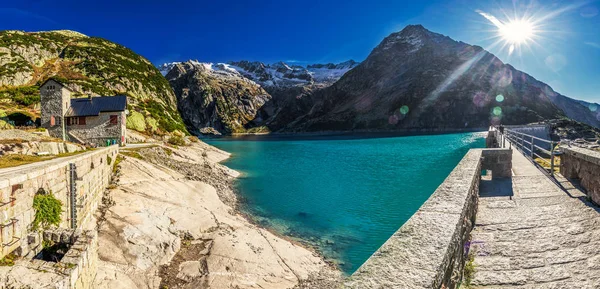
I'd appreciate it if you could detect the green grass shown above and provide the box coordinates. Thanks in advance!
[0,150,87,169]
[461,251,476,288]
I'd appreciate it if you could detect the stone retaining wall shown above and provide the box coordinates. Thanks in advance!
[346,148,512,289]
[560,147,600,204]
[0,145,118,259]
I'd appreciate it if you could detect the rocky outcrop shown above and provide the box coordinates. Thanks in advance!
[94,141,340,289]
[167,61,272,134]
[161,60,359,135]
[0,30,185,134]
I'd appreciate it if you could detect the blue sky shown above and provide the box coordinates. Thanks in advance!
[1,0,599,103]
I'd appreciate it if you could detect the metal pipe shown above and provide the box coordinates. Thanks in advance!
[550,141,555,176]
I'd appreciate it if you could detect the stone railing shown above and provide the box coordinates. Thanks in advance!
[0,145,118,259]
[560,146,600,204]
[345,148,511,288]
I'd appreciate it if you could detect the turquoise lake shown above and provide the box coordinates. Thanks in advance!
[206,132,486,274]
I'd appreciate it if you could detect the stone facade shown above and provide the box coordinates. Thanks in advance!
[65,111,126,146]
[0,145,118,259]
[345,148,512,288]
[39,79,126,146]
[40,79,71,140]
[560,146,600,205]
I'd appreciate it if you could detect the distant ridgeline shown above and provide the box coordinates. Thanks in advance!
[0,30,186,134]
[162,25,600,135]
[1,28,597,137]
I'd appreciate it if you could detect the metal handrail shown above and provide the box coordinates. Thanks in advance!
[504,130,554,144]
[494,127,558,175]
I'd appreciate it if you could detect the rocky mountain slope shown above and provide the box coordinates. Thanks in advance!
[166,61,272,134]
[0,30,186,134]
[160,60,359,88]
[162,60,358,134]
[282,25,575,131]
[163,25,598,135]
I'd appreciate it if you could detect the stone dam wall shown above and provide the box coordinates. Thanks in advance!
[0,145,117,259]
[346,146,512,288]
[560,146,600,205]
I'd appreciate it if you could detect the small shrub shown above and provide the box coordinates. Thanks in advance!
[107,155,113,165]
[167,135,185,146]
[162,147,173,156]
[462,251,476,288]
[32,191,63,231]
[0,253,16,266]
[188,136,199,143]
[112,155,123,174]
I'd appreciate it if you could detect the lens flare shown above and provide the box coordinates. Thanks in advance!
[400,105,410,115]
[496,94,505,102]
[588,103,598,112]
[493,106,502,116]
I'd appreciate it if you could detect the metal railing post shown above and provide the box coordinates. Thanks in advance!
[521,133,524,151]
[530,136,534,158]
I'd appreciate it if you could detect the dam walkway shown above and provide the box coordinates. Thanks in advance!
[470,148,600,288]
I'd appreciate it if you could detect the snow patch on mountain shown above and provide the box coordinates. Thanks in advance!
[159,60,360,88]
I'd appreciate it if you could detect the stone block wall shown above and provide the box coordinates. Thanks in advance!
[346,148,512,288]
[1,229,98,289]
[0,145,118,259]
[481,149,512,178]
[67,111,126,146]
[41,79,71,140]
[560,147,600,205]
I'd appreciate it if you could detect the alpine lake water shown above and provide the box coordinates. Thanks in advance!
[205,132,486,274]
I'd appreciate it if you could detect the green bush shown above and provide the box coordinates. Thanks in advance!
[32,191,62,231]
[167,135,185,146]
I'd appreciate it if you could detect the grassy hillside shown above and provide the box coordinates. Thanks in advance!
[0,30,186,134]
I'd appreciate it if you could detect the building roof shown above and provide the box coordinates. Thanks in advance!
[40,78,73,92]
[65,95,127,117]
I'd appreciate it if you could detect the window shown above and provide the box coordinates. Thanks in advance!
[67,117,85,126]
[110,115,118,125]
[50,116,55,127]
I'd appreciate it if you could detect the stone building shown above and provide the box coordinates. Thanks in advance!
[40,79,127,146]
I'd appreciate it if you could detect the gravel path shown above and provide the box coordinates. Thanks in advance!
[469,149,600,288]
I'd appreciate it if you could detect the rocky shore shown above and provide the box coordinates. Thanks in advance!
[93,140,341,289]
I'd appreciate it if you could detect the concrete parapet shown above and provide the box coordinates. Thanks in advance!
[346,150,483,288]
[346,148,513,288]
[560,147,600,204]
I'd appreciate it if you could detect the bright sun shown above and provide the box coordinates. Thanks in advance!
[477,10,540,55]
[500,20,534,44]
